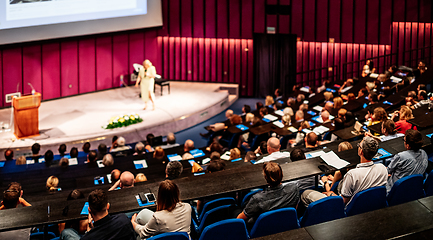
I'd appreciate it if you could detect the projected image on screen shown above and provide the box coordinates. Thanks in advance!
[2,0,147,30]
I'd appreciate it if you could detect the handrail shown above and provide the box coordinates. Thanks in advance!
[402,45,433,67]
[295,65,338,89]
[342,53,397,80]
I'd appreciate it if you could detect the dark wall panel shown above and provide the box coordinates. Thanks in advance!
[22,45,42,96]
[60,40,78,97]
[303,0,315,41]
[204,0,216,38]
[2,48,22,107]
[168,0,180,37]
[78,38,96,94]
[366,0,379,44]
[42,43,60,100]
[112,34,129,87]
[192,0,204,38]
[95,36,112,91]
[180,0,192,37]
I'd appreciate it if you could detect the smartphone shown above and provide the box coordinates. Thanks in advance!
[138,192,147,203]
[94,176,104,185]
[188,160,195,166]
[145,193,156,203]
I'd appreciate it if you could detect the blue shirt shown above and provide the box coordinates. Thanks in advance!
[386,149,428,192]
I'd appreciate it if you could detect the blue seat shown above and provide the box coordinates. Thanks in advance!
[299,196,345,227]
[30,232,57,240]
[198,219,249,240]
[241,189,262,208]
[147,232,189,240]
[196,197,236,223]
[387,174,426,206]
[330,180,341,193]
[250,207,300,238]
[345,186,388,216]
[193,204,234,235]
[424,170,433,197]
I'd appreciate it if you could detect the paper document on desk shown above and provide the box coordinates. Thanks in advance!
[313,125,330,135]
[221,151,231,160]
[264,114,278,121]
[313,106,323,112]
[369,73,379,78]
[26,159,35,165]
[274,110,284,116]
[305,150,325,159]
[167,154,182,161]
[300,86,310,93]
[96,160,104,168]
[391,76,402,83]
[288,126,298,133]
[69,158,78,166]
[320,151,349,169]
[273,121,285,128]
[340,86,353,93]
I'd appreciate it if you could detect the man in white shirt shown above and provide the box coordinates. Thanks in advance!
[254,137,290,164]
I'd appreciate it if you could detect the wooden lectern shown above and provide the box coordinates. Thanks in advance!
[12,93,41,139]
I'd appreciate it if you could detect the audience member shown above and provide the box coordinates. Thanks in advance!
[254,141,268,155]
[357,87,369,99]
[367,107,387,126]
[366,119,404,142]
[153,147,166,163]
[87,150,98,165]
[59,157,69,168]
[301,136,387,206]
[16,156,26,165]
[290,148,306,161]
[70,147,78,158]
[45,150,54,167]
[386,129,428,192]
[46,176,59,192]
[254,137,290,164]
[237,162,299,228]
[302,132,320,152]
[338,142,353,152]
[320,110,331,123]
[289,120,311,147]
[67,189,85,200]
[4,149,13,161]
[135,173,148,183]
[391,105,416,134]
[229,148,241,160]
[184,139,195,153]
[134,142,145,156]
[207,159,226,173]
[109,171,135,191]
[295,110,304,123]
[207,141,223,154]
[111,137,131,152]
[131,180,191,239]
[59,144,67,156]
[102,154,114,167]
[97,143,107,160]
[244,151,257,163]
[265,95,274,107]
[182,153,194,160]
[31,143,41,157]
[166,161,183,180]
[82,142,91,154]
[412,90,430,109]
[60,189,136,240]
[111,169,121,182]
[167,132,177,145]
[210,151,221,161]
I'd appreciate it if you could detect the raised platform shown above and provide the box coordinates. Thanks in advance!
[0,82,238,155]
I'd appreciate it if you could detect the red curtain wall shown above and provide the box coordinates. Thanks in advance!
[0,0,432,107]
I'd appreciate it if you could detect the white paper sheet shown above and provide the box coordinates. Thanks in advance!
[313,106,323,112]
[69,158,78,166]
[220,151,231,160]
[274,110,284,116]
[340,86,353,93]
[264,114,278,121]
[273,121,285,128]
[305,150,325,159]
[168,155,182,161]
[133,160,148,169]
[320,151,350,169]
[313,125,330,135]
[96,160,104,168]
[288,126,298,133]
[26,159,35,165]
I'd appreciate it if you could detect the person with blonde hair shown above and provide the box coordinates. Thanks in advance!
[16,156,26,165]
[265,96,274,107]
[392,105,416,134]
[367,107,387,126]
[338,141,353,152]
[333,97,343,110]
[245,113,255,123]
[135,59,156,110]
[229,148,241,160]
[46,176,59,191]
[323,91,333,102]
[135,173,148,183]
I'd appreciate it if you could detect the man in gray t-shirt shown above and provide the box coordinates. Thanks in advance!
[237,162,299,228]
[301,136,388,206]
[386,129,428,192]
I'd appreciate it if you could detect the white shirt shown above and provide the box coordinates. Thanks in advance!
[254,151,290,164]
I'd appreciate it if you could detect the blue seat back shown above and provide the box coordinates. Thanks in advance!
[424,170,433,197]
[345,186,388,216]
[300,196,345,227]
[30,232,57,240]
[199,197,236,221]
[198,219,249,240]
[198,205,233,234]
[387,174,425,206]
[250,207,300,238]
[241,189,262,208]
[147,232,189,240]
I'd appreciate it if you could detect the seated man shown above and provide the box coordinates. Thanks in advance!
[237,162,299,228]
[183,139,195,153]
[254,137,290,164]
[109,171,135,191]
[301,136,388,206]
[4,149,13,161]
[110,137,131,152]
[301,132,321,152]
[61,189,135,240]
[166,161,183,180]
[386,129,428,192]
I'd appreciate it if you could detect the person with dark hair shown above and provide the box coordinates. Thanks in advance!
[386,129,428,193]
[70,147,78,158]
[4,149,13,161]
[97,143,107,160]
[82,142,91,154]
[59,158,69,168]
[259,107,268,118]
[87,150,97,163]
[67,189,85,201]
[131,180,191,239]
[237,162,299,228]
[412,90,430,109]
[244,151,257,163]
[274,88,283,102]
[44,150,54,167]
[61,189,135,240]
[243,105,251,114]
[357,87,369,99]
[301,136,387,206]
[207,142,223,154]
[59,144,67,156]
[290,148,305,161]
[111,169,121,182]
[302,132,320,152]
[368,92,378,105]
[31,143,41,156]
[165,161,183,180]
[207,160,226,172]
[146,133,155,147]
[254,141,268,155]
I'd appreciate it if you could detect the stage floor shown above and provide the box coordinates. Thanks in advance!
[0,82,237,153]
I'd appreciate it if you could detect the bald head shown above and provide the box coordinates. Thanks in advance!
[120,171,135,188]
[321,110,330,122]
[295,110,304,121]
[184,139,195,152]
[225,109,233,119]
[267,137,281,154]
[325,102,334,112]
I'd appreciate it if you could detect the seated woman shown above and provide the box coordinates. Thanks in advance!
[391,105,417,134]
[46,176,59,192]
[131,180,191,239]
[366,107,387,126]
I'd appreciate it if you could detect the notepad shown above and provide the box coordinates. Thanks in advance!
[373,148,392,160]
[274,110,284,116]
[134,160,148,169]
[273,121,285,128]
[69,158,78,166]
[96,160,105,168]
[264,114,278,121]
[391,76,402,83]
[340,86,353,93]
[288,126,298,133]
[313,106,323,112]
[221,151,231,160]
[236,124,249,131]
[302,129,313,134]
[167,154,182,161]
[26,159,35,165]
[305,150,325,159]
[313,125,330,135]
[369,73,379,78]
[202,158,211,164]
[38,158,45,163]
[190,149,205,158]
[320,151,350,169]
[300,86,310,93]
